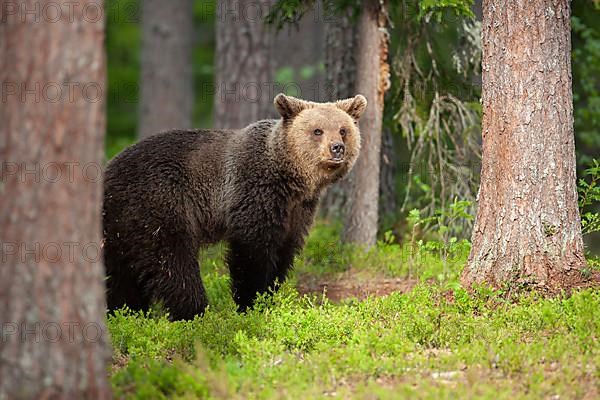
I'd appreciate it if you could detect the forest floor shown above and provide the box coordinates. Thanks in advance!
[296,268,418,302]
[108,223,600,399]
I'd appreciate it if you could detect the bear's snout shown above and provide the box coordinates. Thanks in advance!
[330,142,345,160]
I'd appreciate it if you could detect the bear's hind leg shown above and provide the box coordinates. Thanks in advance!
[142,249,208,321]
[105,252,151,314]
[106,268,150,313]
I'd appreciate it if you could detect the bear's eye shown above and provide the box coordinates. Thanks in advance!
[340,128,347,137]
[313,128,323,136]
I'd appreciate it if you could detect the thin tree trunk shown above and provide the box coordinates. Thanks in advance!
[473,0,483,20]
[319,1,358,218]
[343,0,390,246]
[379,128,397,220]
[462,0,588,291]
[213,0,274,129]
[0,1,111,397]
[138,0,194,137]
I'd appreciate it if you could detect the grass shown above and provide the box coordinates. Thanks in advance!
[108,222,599,399]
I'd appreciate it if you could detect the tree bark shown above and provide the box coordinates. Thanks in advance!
[0,1,111,398]
[319,1,358,218]
[138,0,194,137]
[342,0,390,246]
[323,1,357,102]
[213,0,275,129]
[462,0,588,291]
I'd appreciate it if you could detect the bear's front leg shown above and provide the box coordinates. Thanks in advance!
[227,238,287,311]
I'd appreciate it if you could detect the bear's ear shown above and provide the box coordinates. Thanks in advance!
[336,95,368,121]
[274,93,308,120]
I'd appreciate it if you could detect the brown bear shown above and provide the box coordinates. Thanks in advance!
[102,93,367,320]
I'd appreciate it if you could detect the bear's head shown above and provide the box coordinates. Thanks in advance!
[274,93,367,188]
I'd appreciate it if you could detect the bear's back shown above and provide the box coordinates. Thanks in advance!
[104,129,235,247]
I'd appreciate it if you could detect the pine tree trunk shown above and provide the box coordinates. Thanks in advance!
[319,1,358,218]
[0,1,111,397]
[462,0,588,291]
[323,1,357,101]
[138,0,194,137]
[343,0,390,246]
[213,0,274,129]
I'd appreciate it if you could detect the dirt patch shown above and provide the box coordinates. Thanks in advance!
[297,270,417,302]
[111,354,130,374]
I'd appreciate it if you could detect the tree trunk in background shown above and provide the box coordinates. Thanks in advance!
[472,0,483,20]
[0,1,111,397]
[319,2,358,218]
[379,128,397,220]
[138,0,194,137]
[462,0,588,291]
[343,0,390,246]
[323,1,357,101]
[213,0,274,129]
[273,1,324,101]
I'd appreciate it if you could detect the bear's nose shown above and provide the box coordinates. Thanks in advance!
[330,142,345,159]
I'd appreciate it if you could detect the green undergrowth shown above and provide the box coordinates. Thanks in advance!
[198,221,472,288]
[109,223,600,399]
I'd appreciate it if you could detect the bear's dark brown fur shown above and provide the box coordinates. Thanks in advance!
[103,94,367,320]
